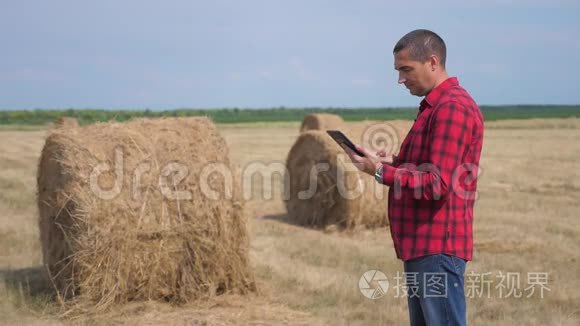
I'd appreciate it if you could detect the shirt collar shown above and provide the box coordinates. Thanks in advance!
[419,77,459,112]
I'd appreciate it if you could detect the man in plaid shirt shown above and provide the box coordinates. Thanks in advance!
[343,29,484,326]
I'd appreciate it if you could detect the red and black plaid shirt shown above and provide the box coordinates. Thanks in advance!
[381,77,484,261]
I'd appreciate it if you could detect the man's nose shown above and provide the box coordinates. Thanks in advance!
[398,73,405,84]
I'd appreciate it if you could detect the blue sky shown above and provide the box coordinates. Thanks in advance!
[0,0,579,109]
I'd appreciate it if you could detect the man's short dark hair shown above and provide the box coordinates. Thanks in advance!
[393,29,447,67]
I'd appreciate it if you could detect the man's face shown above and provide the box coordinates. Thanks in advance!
[394,48,434,97]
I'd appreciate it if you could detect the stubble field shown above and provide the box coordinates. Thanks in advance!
[1,118,579,325]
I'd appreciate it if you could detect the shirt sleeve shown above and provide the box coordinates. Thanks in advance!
[381,100,474,200]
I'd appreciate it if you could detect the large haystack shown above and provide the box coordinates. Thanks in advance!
[284,130,388,229]
[37,117,255,310]
[299,113,343,133]
[54,117,79,128]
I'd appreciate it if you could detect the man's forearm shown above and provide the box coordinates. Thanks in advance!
[381,163,449,201]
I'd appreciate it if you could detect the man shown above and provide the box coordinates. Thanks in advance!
[342,29,484,326]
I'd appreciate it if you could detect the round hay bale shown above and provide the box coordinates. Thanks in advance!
[37,117,255,309]
[284,130,387,229]
[299,113,343,133]
[54,117,79,128]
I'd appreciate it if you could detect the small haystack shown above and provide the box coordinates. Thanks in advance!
[299,113,343,133]
[54,117,79,128]
[37,117,255,310]
[284,130,388,229]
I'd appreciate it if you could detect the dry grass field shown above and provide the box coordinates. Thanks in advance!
[1,118,579,325]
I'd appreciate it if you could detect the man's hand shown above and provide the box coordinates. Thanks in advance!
[340,144,382,176]
[375,149,397,166]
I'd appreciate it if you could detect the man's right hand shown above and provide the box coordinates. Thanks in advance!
[375,150,397,165]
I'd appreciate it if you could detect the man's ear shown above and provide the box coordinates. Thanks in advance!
[429,55,439,71]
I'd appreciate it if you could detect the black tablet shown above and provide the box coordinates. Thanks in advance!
[326,130,365,157]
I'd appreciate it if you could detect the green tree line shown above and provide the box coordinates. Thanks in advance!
[0,105,578,125]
